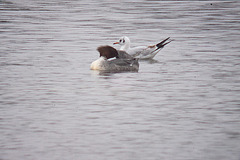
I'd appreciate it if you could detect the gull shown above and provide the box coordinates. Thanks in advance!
[113,36,172,59]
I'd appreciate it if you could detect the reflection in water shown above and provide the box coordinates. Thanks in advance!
[140,59,160,64]
[0,1,240,160]
[91,70,117,78]
[91,70,139,77]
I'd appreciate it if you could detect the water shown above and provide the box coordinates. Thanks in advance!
[1,1,240,160]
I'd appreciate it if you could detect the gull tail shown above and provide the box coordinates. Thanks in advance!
[156,37,173,50]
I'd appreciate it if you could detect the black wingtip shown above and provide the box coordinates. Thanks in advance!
[156,37,172,49]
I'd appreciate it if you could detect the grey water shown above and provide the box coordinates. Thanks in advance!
[0,1,240,160]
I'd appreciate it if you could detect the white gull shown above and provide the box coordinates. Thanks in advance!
[113,36,172,59]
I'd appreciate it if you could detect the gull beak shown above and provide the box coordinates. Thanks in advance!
[113,42,119,45]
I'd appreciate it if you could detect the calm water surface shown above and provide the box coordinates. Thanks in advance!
[0,1,240,160]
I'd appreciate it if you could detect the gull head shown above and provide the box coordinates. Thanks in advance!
[113,36,130,51]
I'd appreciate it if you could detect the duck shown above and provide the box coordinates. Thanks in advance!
[90,45,139,72]
[113,36,172,59]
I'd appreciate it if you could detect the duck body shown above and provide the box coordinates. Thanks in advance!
[90,46,139,72]
[90,56,139,72]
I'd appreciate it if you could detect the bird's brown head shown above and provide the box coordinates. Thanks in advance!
[97,45,119,59]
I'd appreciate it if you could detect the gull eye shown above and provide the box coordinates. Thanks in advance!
[119,39,122,42]
[123,39,125,43]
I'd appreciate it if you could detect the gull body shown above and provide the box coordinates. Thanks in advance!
[114,36,172,59]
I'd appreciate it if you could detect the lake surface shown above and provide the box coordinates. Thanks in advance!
[0,1,240,160]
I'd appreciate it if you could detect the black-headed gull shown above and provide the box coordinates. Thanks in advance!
[91,45,139,72]
[113,36,172,59]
